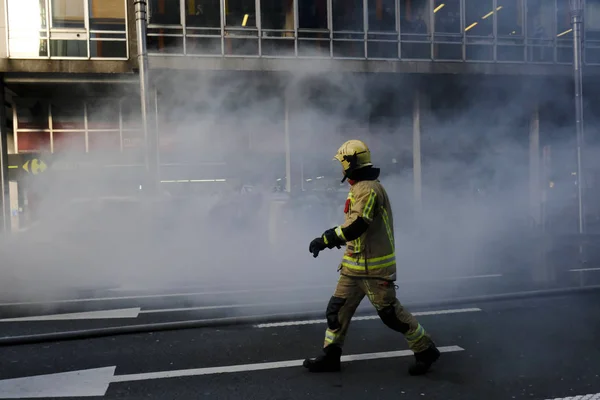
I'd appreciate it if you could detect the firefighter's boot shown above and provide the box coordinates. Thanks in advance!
[303,345,342,372]
[408,344,440,376]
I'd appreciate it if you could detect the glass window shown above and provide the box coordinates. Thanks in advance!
[51,102,85,130]
[368,0,395,32]
[585,0,600,64]
[149,0,181,25]
[400,0,430,59]
[434,0,460,34]
[53,131,86,153]
[297,0,329,56]
[185,0,221,27]
[225,0,256,28]
[556,0,572,63]
[332,0,363,32]
[7,0,48,58]
[367,0,397,58]
[556,0,572,38]
[526,0,555,62]
[464,0,493,61]
[497,0,525,62]
[464,0,493,37]
[261,0,294,31]
[497,0,523,37]
[50,39,87,57]
[433,0,461,60]
[89,0,126,31]
[299,0,327,29]
[260,0,294,56]
[51,0,85,29]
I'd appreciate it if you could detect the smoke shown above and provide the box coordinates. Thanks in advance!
[0,49,592,315]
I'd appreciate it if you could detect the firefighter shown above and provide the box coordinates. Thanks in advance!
[304,139,440,376]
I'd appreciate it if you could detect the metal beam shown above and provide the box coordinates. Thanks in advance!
[148,56,584,76]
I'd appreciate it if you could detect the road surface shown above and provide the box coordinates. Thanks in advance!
[0,292,600,399]
[0,268,599,337]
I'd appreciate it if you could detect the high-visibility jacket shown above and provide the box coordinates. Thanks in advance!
[337,179,396,281]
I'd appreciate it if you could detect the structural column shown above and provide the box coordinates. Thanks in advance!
[135,0,159,193]
[412,88,422,217]
[0,75,8,233]
[529,104,541,230]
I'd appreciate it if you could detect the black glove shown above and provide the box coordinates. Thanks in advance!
[322,228,343,249]
[309,237,327,258]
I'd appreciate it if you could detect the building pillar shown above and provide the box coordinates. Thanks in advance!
[0,75,8,233]
[529,104,541,230]
[413,88,422,217]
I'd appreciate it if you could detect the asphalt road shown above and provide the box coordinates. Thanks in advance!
[1,267,600,338]
[1,292,600,399]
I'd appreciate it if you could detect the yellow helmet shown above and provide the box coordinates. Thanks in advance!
[333,139,373,181]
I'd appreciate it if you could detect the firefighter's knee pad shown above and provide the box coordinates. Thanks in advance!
[377,305,410,334]
[325,296,346,330]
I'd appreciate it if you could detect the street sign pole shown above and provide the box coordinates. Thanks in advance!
[570,0,585,235]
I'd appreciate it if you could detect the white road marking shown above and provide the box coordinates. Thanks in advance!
[139,301,323,314]
[546,393,600,400]
[0,346,464,398]
[0,366,116,398]
[570,267,600,272]
[0,308,141,322]
[255,307,482,328]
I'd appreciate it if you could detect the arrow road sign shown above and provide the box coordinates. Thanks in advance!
[0,346,464,398]
[0,308,141,322]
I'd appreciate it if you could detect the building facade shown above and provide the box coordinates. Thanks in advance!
[1,0,600,238]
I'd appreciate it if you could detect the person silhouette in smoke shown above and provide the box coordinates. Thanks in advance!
[304,139,441,376]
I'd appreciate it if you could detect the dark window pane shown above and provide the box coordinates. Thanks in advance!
[52,0,85,29]
[497,0,524,62]
[298,0,327,30]
[332,0,363,32]
[368,0,395,32]
[16,101,49,130]
[497,0,523,37]
[89,0,126,30]
[433,0,461,60]
[400,0,430,59]
[52,102,84,130]
[225,0,256,27]
[556,0,571,38]
[90,40,127,58]
[185,0,221,28]
[261,0,294,31]
[147,34,184,54]
[434,0,460,33]
[465,0,493,61]
[149,0,181,25]
[526,0,555,62]
[465,0,493,37]
[50,39,87,57]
